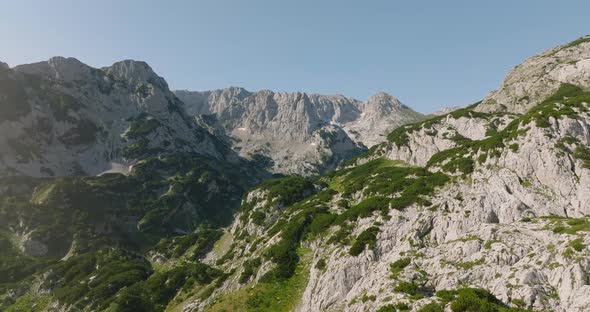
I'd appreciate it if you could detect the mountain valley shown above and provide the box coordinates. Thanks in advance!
[1,35,590,312]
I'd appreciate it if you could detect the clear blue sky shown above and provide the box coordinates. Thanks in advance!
[2,1,589,113]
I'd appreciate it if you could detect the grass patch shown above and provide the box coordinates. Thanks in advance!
[390,258,411,277]
[393,281,432,299]
[349,227,380,256]
[257,176,315,207]
[206,249,311,312]
[573,146,590,169]
[569,237,586,252]
[548,217,590,234]
[4,292,52,312]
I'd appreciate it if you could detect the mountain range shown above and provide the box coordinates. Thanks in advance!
[0,35,590,312]
[175,88,424,175]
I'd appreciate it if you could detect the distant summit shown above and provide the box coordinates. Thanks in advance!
[175,88,425,175]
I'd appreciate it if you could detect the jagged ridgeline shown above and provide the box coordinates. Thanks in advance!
[175,89,425,176]
[1,34,590,312]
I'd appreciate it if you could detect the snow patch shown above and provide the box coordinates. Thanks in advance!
[97,163,131,176]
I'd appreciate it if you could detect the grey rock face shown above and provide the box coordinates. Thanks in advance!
[20,233,48,257]
[0,57,234,177]
[175,88,424,175]
[302,115,590,312]
[346,92,425,147]
[478,36,590,114]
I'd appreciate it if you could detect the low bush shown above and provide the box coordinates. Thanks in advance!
[239,258,262,283]
[349,227,380,256]
[418,302,445,312]
[390,258,411,276]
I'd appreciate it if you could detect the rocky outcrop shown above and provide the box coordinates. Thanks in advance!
[360,109,516,167]
[478,36,590,114]
[345,92,425,147]
[0,57,236,177]
[20,233,48,257]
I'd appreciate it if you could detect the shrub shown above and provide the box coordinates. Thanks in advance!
[395,302,411,311]
[361,293,376,302]
[442,157,474,175]
[251,210,266,226]
[394,281,420,296]
[151,229,222,259]
[121,261,221,310]
[49,249,152,308]
[390,258,411,276]
[569,237,586,252]
[387,125,412,147]
[512,298,527,308]
[126,118,161,139]
[258,176,315,206]
[376,304,397,312]
[573,146,590,169]
[265,239,300,279]
[544,83,583,102]
[337,196,391,223]
[450,288,501,312]
[426,83,590,177]
[436,289,458,303]
[308,213,336,234]
[239,258,262,283]
[385,103,487,148]
[327,225,352,245]
[418,302,445,312]
[393,281,435,300]
[349,227,380,256]
[315,258,327,270]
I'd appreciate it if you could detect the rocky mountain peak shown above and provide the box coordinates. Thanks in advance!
[364,91,403,114]
[104,59,167,89]
[0,57,238,177]
[0,61,9,70]
[14,56,94,82]
[222,86,251,99]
